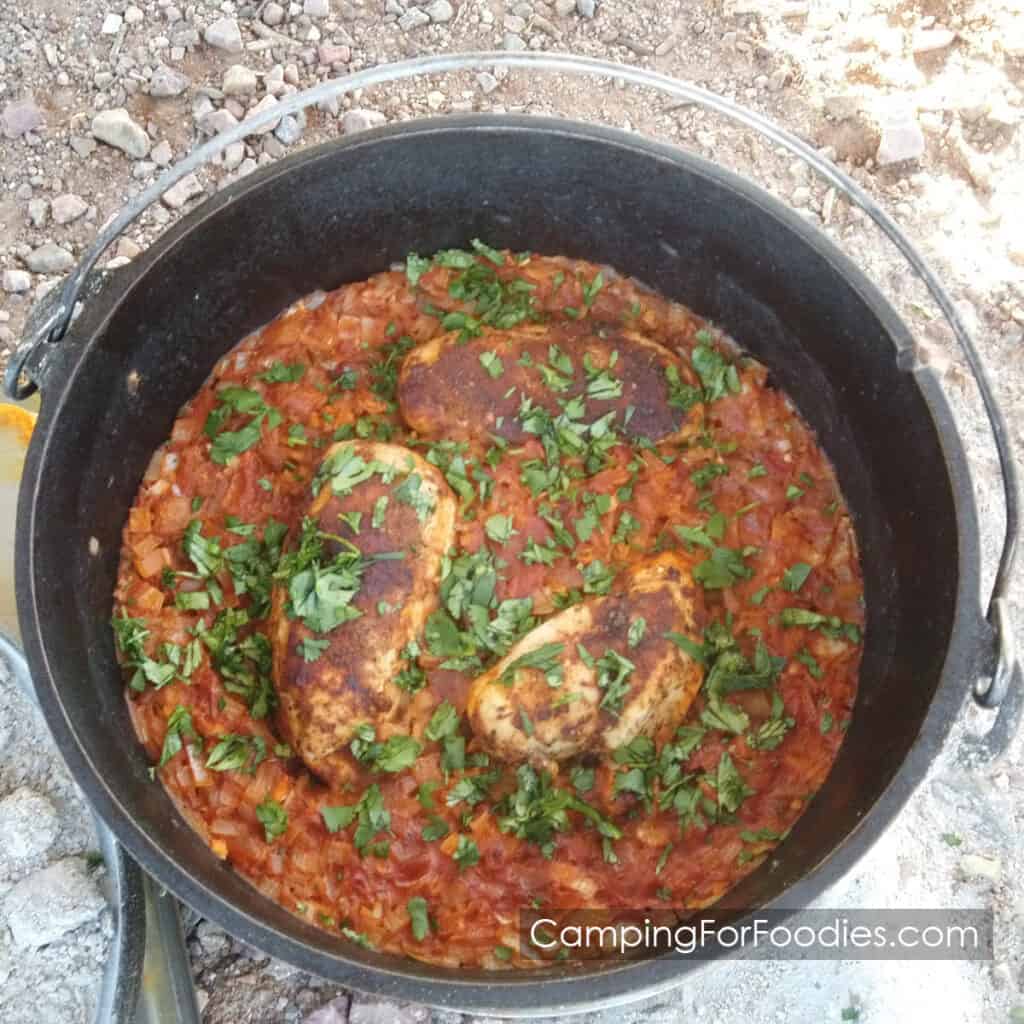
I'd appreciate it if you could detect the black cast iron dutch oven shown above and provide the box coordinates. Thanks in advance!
[4,54,1021,1017]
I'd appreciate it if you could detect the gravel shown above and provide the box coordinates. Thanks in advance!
[0,0,1021,1019]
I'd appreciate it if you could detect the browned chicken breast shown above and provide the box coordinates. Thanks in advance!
[397,323,702,444]
[465,552,706,770]
[271,442,457,787]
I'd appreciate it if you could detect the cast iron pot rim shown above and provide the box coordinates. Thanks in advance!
[17,114,985,1017]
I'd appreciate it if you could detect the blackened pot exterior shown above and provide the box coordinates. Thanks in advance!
[14,117,985,1016]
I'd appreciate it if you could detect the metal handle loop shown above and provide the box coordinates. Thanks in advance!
[4,51,1017,709]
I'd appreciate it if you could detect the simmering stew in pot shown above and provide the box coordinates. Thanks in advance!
[114,245,863,967]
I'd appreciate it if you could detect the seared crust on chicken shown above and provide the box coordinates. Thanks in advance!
[271,442,456,787]
[465,552,706,770]
[397,323,702,444]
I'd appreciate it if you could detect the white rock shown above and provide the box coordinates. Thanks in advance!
[151,139,173,166]
[576,0,595,17]
[477,71,499,94]
[27,198,49,228]
[2,858,106,949]
[503,32,526,49]
[348,997,430,1024]
[162,173,204,209]
[101,12,123,34]
[51,193,88,225]
[554,0,575,15]
[199,108,239,136]
[222,64,258,96]
[426,90,445,111]
[876,112,925,165]
[149,65,191,98]
[92,107,151,158]
[342,108,385,134]
[247,95,281,134]
[222,141,245,171]
[1,269,32,294]
[124,5,144,25]
[425,0,454,22]
[204,17,243,52]
[303,0,330,16]
[0,788,59,859]
[25,242,74,274]
[275,114,303,145]
[398,7,430,30]
[263,1,286,25]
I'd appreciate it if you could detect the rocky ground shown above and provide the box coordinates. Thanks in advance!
[1,0,1022,1021]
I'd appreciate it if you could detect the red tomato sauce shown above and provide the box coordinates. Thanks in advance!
[115,252,863,968]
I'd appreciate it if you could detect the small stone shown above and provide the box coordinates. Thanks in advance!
[162,173,204,209]
[25,242,74,274]
[247,95,281,134]
[342,108,385,133]
[398,8,430,30]
[92,107,151,158]
[199,108,240,136]
[3,858,106,949]
[426,90,445,111]
[768,67,789,92]
[554,0,574,14]
[124,5,144,25]
[912,28,955,54]
[263,1,286,25]
[876,112,925,165]
[503,32,526,49]
[222,65,259,96]
[192,94,215,122]
[425,0,454,22]
[69,136,97,159]
[303,0,330,15]
[101,12,124,34]
[2,99,44,140]
[347,997,430,1024]
[576,0,595,17]
[27,198,49,228]
[115,237,143,260]
[149,65,190,98]
[275,114,303,145]
[2,269,32,295]
[204,17,243,52]
[477,71,499,94]
[262,135,286,159]
[151,140,173,166]
[384,0,404,13]
[306,997,350,1024]
[959,853,1001,882]
[222,141,245,171]
[51,193,88,225]
[504,13,526,31]
[0,789,59,858]
[318,43,351,64]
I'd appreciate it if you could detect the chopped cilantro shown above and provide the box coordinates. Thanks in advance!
[255,798,288,843]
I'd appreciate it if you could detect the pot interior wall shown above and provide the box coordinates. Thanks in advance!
[26,119,958,978]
